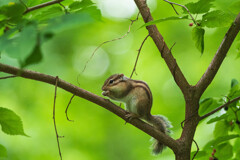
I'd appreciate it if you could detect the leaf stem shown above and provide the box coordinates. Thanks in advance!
[163,0,197,24]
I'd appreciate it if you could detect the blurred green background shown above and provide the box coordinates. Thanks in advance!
[0,0,240,159]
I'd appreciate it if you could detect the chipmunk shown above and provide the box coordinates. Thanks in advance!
[101,73,171,154]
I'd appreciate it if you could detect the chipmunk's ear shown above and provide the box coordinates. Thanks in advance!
[122,75,128,81]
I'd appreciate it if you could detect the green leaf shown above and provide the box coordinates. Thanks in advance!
[21,43,43,68]
[140,15,189,28]
[183,0,215,14]
[32,6,64,23]
[69,0,94,11]
[199,97,224,116]
[202,10,235,28]
[68,0,101,20]
[227,109,237,122]
[227,82,240,99]
[235,150,240,160]
[204,134,239,149]
[0,24,38,63]
[192,26,205,54]
[207,114,228,124]
[0,144,7,158]
[0,107,27,136]
[214,121,229,138]
[215,143,233,160]
[45,13,95,34]
[231,79,239,88]
[0,3,25,23]
[233,137,240,151]
[0,14,7,21]
[76,6,101,21]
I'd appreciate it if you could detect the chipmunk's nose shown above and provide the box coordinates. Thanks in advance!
[102,90,109,96]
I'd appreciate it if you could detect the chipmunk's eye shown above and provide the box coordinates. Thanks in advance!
[109,79,114,84]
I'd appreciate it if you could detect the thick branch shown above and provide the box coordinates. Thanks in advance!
[23,0,63,14]
[0,63,179,152]
[134,0,190,95]
[196,13,240,97]
[200,96,240,120]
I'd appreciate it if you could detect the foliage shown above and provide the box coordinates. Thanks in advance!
[142,0,240,54]
[0,0,101,68]
[195,79,240,159]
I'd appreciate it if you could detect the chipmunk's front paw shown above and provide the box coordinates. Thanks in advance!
[125,113,139,124]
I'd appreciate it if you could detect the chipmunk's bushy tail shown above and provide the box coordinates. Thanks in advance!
[147,115,172,155]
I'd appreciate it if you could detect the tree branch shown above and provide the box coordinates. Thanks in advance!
[134,0,190,95]
[200,96,240,120]
[23,0,64,14]
[196,13,240,97]
[0,63,179,152]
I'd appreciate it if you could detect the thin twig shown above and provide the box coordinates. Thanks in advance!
[200,96,240,120]
[170,4,179,15]
[0,75,17,80]
[58,2,68,14]
[65,94,75,122]
[163,0,197,24]
[81,12,140,73]
[169,42,176,52]
[192,139,199,160]
[130,34,150,78]
[180,111,198,128]
[24,0,64,14]
[229,105,240,123]
[52,76,63,160]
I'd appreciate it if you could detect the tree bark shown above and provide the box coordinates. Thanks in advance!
[175,153,191,160]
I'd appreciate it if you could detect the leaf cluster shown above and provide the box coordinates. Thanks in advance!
[194,79,240,160]
[142,0,240,54]
[0,0,102,68]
